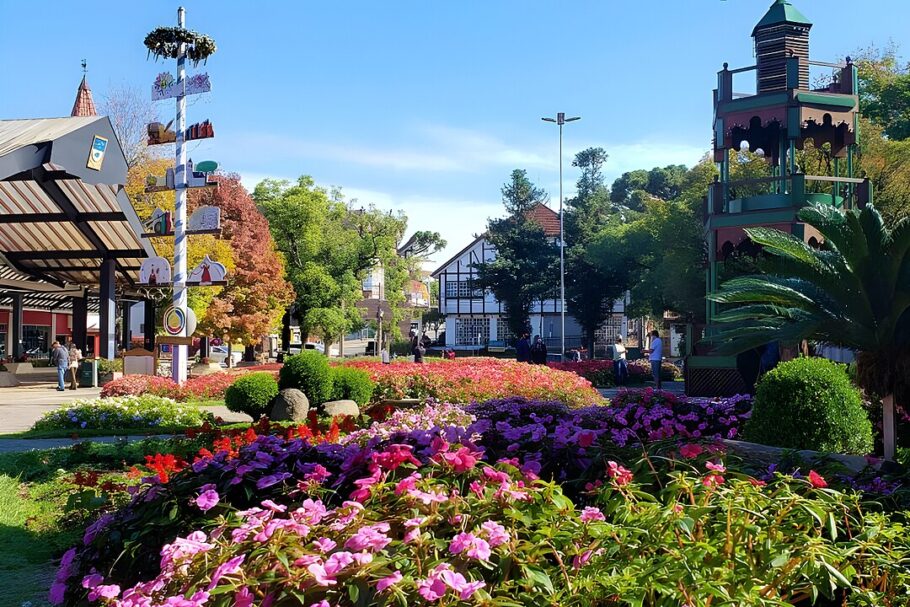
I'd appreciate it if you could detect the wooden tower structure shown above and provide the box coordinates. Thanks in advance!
[685,0,872,396]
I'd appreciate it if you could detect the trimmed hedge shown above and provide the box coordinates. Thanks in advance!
[278,350,334,405]
[224,372,279,418]
[745,357,874,454]
[330,366,375,405]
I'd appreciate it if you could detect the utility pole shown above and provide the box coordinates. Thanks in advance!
[541,112,580,361]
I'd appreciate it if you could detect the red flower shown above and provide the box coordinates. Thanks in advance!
[808,470,828,489]
[679,444,704,459]
[577,430,596,448]
[607,461,633,486]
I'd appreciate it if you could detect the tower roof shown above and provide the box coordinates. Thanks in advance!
[752,0,812,36]
[70,76,97,117]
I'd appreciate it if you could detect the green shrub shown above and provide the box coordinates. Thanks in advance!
[330,366,375,405]
[224,372,279,418]
[390,339,412,357]
[31,395,214,431]
[746,357,874,454]
[278,350,334,404]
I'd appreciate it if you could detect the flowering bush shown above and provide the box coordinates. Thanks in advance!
[344,358,603,407]
[467,390,751,481]
[100,369,278,401]
[31,396,215,431]
[548,359,682,387]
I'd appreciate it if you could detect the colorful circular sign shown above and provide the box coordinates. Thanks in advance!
[163,305,186,336]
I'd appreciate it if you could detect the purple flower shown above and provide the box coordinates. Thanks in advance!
[195,488,220,512]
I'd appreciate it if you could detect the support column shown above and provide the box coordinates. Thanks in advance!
[10,293,22,359]
[143,299,157,351]
[99,258,116,360]
[121,302,132,351]
[72,295,87,352]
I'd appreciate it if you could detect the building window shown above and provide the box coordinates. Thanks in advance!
[455,317,490,346]
[22,325,51,357]
[445,279,483,298]
[497,319,516,345]
[595,314,625,345]
[0,323,6,357]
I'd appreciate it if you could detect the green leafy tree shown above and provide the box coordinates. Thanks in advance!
[708,204,910,459]
[255,177,408,353]
[475,170,558,339]
[855,44,910,141]
[564,148,622,354]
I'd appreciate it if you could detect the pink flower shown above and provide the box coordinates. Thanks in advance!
[403,528,421,544]
[702,474,724,488]
[449,532,476,555]
[706,461,726,474]
[261,499,287,512]
[309,602,331,607]
[88,584,121,601]
[207,554,245,590]
[371,444,421,471]
[449,532,491,561]
[480,521,509,547]
[344,523,391,552]
[434,445,483,473]
[82,573,104,589]
[577,429,596,448]
[407,487,448,505]
[572,549,593,570]
[395,472,421,496]
[808,470,828,489]
[607,461,633,486]
[466,537,491,561]
[376,570,403,592]
[235,587,254,607]
[439,569,486,600]
[313,537,337,553]
[417,575,448,601]
[579,506,606,523]
[679,443,704,459]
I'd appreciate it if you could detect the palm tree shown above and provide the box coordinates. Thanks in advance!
[707,204,910,459]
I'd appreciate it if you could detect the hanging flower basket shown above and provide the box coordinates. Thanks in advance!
[144,27,217,66]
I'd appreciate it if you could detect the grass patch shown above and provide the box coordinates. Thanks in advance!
[0,474,79,607]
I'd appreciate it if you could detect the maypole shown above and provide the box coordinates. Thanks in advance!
[138,8,226,384]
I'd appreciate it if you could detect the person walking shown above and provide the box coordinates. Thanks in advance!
[643,330,664,389]
[515,332,531,363]
[67,341,82,390]
[530,335,548,365]
[411,333,425,364]
[612,336,628,386]
[50,341,69,392]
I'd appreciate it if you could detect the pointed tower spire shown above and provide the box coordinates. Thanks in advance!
[71,60,97,117]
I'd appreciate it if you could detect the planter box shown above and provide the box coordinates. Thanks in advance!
[0,371,20,387]
[98,371,123,386]
[6,362,34,374]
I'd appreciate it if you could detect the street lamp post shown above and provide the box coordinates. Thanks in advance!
[541,112,580,361]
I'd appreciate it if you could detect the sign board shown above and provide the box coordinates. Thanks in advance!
[195,160,218,173]
[86,135,108,171]
[147,120,176,146]
[187,206,220,234]
[123,347,156,376]
[138,256,172,285]
[152,72,211,101]
[163,306,197,336]
[187,255,227,286]
[141,208,173,236]
[156,336,194,346]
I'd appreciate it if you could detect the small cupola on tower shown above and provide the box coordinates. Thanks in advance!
[753,0,812,93]
[71,61,97,117]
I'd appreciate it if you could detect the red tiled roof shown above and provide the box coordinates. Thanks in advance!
[71,76,97,117]
[526,203,560,237]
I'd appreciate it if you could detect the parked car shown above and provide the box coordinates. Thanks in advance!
[209,345,242,367]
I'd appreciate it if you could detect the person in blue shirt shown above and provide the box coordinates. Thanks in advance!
[50,341,69,392]
[643,330,663,389]
[515,333,531,363]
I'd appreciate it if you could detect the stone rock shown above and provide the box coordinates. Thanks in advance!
[270,389,310,421]
[322,399,360,418]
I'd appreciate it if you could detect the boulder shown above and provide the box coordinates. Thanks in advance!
[322,399,360,418]
[270,388,310,421]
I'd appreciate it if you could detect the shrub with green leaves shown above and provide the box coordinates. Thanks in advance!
[278,350,334,404]
[330,366,375,405]
[31,395,214,431]
[746,357,874,454]
[224,372,279,418]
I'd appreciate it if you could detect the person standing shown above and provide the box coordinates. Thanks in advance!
[612,336,628,386]
[530,335,548,365]
[50,341,69,392]
[515,332,531,363]
[643,330,664,389]
[67,341,82,390]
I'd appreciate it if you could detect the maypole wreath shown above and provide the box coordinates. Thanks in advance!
[144,27,217,65]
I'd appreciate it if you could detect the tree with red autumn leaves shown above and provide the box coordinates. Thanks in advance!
[189,174,294,346]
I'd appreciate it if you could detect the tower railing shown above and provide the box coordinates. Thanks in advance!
[708,174,872,216]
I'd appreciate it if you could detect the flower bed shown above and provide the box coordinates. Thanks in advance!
[52,394,910,606]
[343,358,603,407]
[32,396,215,431]
[548,359,681,387]
[100,367,280,401]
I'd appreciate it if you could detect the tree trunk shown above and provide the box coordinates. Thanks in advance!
[883,393,896,461]
[587,331,596,360]
[227,342,233,369]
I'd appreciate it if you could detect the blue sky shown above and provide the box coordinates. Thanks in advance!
[1,0,907,266]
